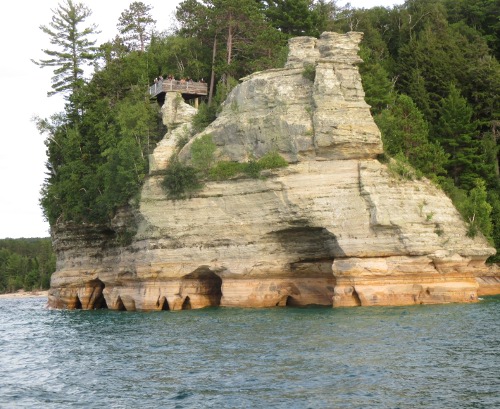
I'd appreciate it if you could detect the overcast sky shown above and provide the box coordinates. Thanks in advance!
[0,0,404,239]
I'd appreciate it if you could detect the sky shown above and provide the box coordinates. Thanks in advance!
[0,0,404,239]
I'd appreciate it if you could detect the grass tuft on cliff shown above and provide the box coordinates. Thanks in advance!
[302,63,316,82]
[162,135,288,198]
[161,157,202,199]
[209,151,288,181]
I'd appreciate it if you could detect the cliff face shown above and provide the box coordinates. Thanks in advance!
[48,32,497,311]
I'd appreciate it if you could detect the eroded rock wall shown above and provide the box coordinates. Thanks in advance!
[178,32,382,165]
[48,32,496,311]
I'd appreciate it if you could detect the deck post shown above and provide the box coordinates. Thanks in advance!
[194,97,199,109]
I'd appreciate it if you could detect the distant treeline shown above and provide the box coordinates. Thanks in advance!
[0,238,55,293]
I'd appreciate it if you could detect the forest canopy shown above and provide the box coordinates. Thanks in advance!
[34,0,500,262]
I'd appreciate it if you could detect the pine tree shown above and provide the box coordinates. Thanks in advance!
[32,0,99,98]
[444,0,500,60]
[359,46,395,115]
[117,2,156,53]
[435,84,484,190]
[376,94,447,177]
[176,0,283,102]
[461,179,493,239]
[260,0,317,36]
[486,190,500,262]
[377,94,427,161]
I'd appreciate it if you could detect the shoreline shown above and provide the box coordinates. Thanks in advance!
[0,290,48,299]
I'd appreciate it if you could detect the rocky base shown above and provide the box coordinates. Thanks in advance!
[48,273,484,311]
[48,276,335,311]
[475,264,500,296]
[48,255,495,311]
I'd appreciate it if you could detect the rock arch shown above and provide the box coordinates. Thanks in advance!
[158,296,170,311]
[73,295,82,309]
[351,288,361,306]
[87,279,108,309]
[115,296,127,311]
[285,296,300,307]
[178,267,223,309]
[74,278,108,310]
[182,296,192,310]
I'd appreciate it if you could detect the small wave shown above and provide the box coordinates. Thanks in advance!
[171,390,193,401]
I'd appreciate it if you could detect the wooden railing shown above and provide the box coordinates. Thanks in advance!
[149,79,208,97]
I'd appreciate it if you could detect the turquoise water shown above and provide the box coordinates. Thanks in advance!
[0,297,498,408]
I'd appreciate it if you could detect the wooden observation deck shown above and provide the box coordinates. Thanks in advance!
[149,79,208,106]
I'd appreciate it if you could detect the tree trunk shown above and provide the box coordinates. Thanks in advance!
[209,35,217,105]
[227,20,233,66]
[492,121,500,178]
[224,15,233,87]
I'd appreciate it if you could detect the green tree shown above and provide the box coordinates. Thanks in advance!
[147,34,212,83]
[311,0,339,33]
[117,2,156,52]
[96,87,154,217]
[485,121,500,181]
[32,0,500,259]
[460,179,493,239]
[444,0,500,59]
[162,158,202,199]
[0,239,56,293]
[359,46,395,115]
[260,0,318,36]
[177,0,284,102]
[32,0,99,98]
[448,22,500,129]
[5,253,27,293]
[435,83,484,190]
[0,248,11,292]
[487,190,500,262]
[37,31,164,226]
[396,26,460,122]
[115,86,157,160]
[24,269,40,292]
[376,94,447,177]
[191,134,216,176]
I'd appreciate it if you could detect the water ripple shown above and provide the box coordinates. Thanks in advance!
[0,297,499,408]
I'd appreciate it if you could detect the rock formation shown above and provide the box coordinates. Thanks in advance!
[48,32,497,311]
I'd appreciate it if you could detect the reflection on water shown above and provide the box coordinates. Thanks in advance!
[0,297,499,408]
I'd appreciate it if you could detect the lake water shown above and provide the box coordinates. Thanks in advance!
[0,297,498,408]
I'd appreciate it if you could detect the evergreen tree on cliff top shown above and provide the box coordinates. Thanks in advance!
[32,0,99,98]
[117,2,156,53]
[259,0,315,36]
[176,0,284,103]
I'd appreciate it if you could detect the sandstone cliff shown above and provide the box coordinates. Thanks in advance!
[48,32,497,311]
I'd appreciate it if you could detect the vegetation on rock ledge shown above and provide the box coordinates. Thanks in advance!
[162,134,288,199]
